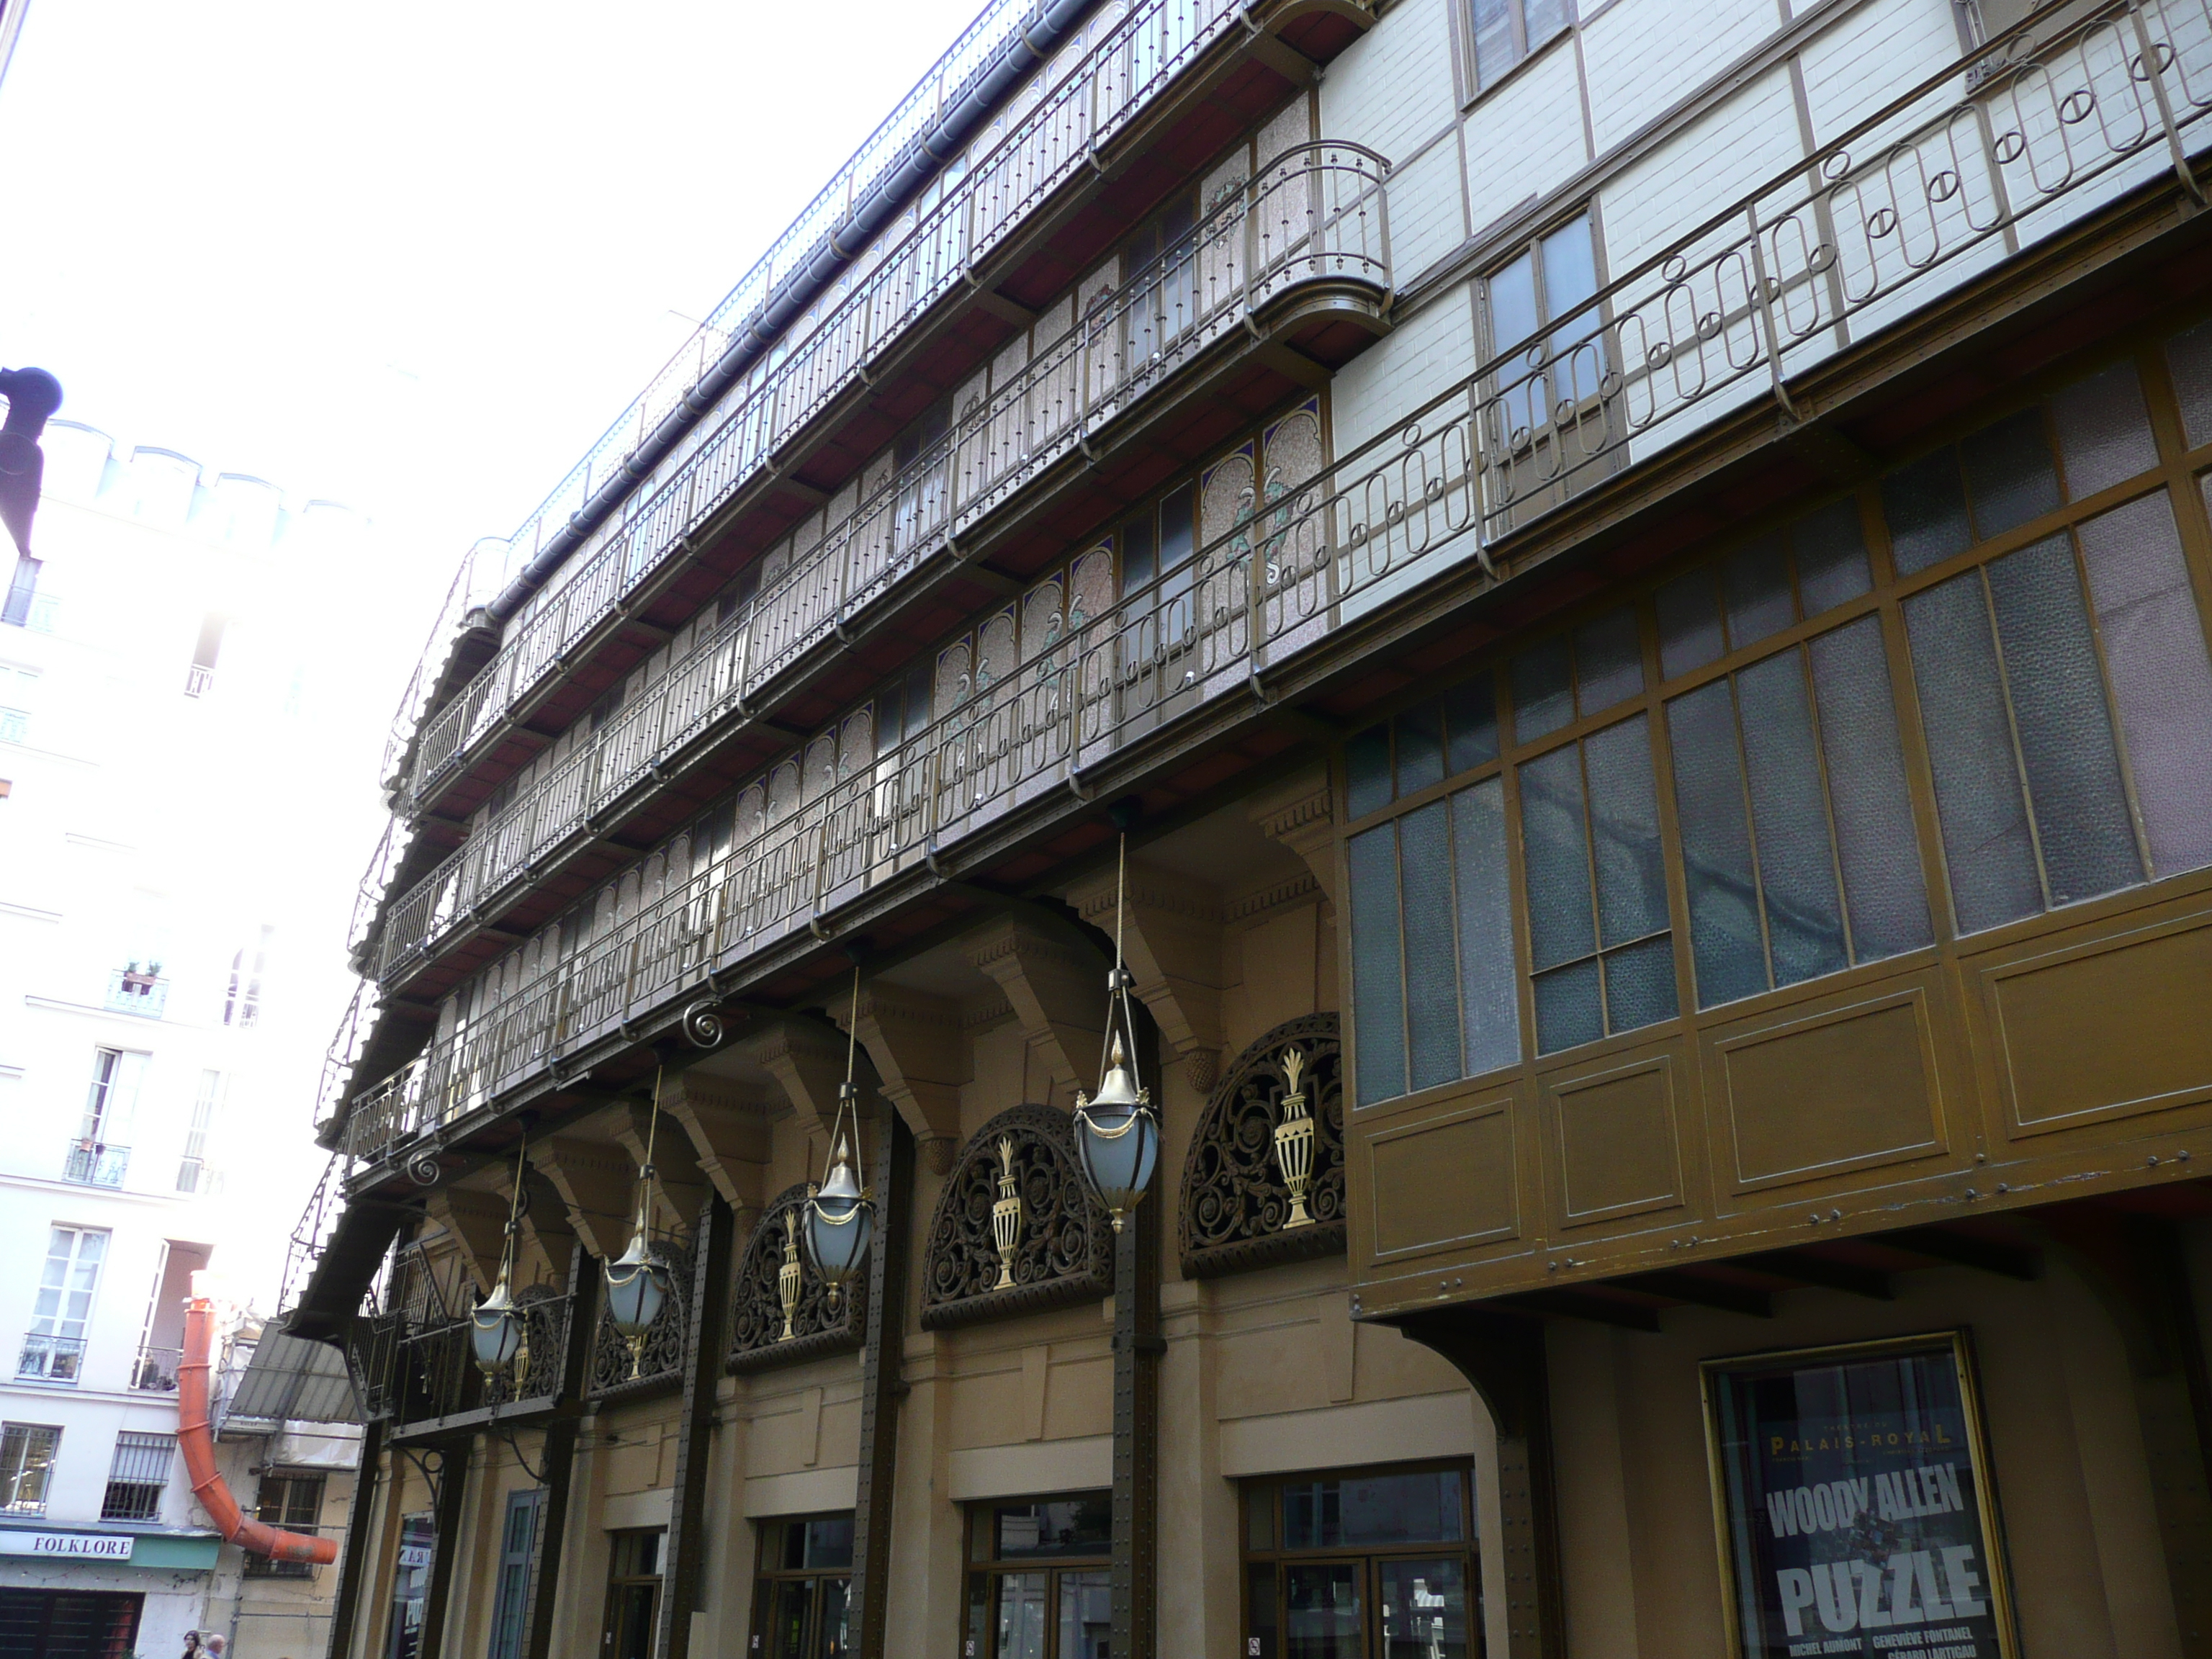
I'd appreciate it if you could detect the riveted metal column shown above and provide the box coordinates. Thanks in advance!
[851,1104,915,1659]
[415,1433,472,1659]
[518,1241,599,1659]
[323,1417,385,1659]
[1110,1015,1162,1659]
[655,1194,735,1659]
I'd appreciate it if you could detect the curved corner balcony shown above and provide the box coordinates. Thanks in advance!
[381,0,1377,819]
[364,141,1390,988]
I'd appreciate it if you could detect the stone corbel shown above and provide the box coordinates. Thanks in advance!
[659,1071,773,1233]
[840,984,967,1174]
[423,1187,511,1298]
[1250,766,1338,912]
[736,1017,852,1140]
[526,1135,642,1261]
[1070,860,1226,1092]
[968,920,1108,1107]
[488,1166,580,1288]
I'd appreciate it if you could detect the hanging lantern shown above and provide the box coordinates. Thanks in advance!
[806,975,877,1311]
[604,1077,673,1378]
[1071,836,1161,1232]
[472,1135,531,1382]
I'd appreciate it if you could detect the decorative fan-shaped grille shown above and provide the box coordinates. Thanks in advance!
[1177,1014,1345,1279]
[920,1105,1112,1331]
[727,1184,864,1374]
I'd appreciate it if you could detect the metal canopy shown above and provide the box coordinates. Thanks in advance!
[226,1324,361,1424]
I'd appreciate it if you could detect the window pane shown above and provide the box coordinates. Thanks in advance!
[1517,746,1595,970]
[1533,959,1602,1053]
[1574,607,1644,716]
[1736,652,1847,986]
[1882,450,1972,575]
[994,1497,1111,1559]
[2051,361,2158,498]
[1523,0,1571,53]
[1396,701,1445,796]
[1453,780,1521,1076]
[1248,1564,1280,1659]
[994,1573,1048,1659]
[1793,499,1873,616]
[1282,1481,1341,1550]
[2164,317,2212,447]
[1656,569,1725,679]
[1583,715,1668,948]
[1541,216,1599,325]
[1667,679,1768,1008]
[1511,634,1574,741]
[2081,490,2212,876]
[1347,827,1407,1105]
[804,1516,854,1570]
[1380,1559,1469,1659]
[1470,0,1519,91]
[1722,536,1794,651]
[1399,802,1462,1092]
[1601,934,1678,1032]
[1248,1488,1277,1552]
[1984,535,2141,905]
[767,1581,809,1659]
[1960,409,2062,539]
[816,1578,851,1659]
[1905,572,2042,932]
[1807,616,1933,961]
[1339,1470,1465,1546]
[1346,724,1392,817]
[1444,677,1498,774]
[1488,251,1538,354]
[1058,1570,1112,1659]
[1285,1563,1362,1659]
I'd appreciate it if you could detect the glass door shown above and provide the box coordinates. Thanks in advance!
[750,1514,853,1659]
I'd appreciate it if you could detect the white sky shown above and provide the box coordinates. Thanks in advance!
[0,0,989,1300]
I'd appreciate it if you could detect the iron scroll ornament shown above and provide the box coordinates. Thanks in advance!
[920,1105,1114,1331]
[588,1238,692,1400]
[727,1184,865,1374]
[1177,1014,1345,1280]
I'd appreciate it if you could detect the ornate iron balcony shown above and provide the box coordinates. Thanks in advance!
[340,0,2212,1177]
[64,1141,130,1186]
[368,142,1390,983]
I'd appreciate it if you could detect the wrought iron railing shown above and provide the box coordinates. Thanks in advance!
[130,1344,183,1393]
[63,1141,130,1187]
[276,1153,348,1316]
[16,1334,88,1383]
[385,0,1330,805]
[315,979,382,1134]
[103,969,167,1018]
[363,1292,572,1430]
[369,143,1389,980]
[340,0,2212,1173]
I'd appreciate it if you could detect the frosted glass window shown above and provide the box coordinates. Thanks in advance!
[1667,619,1930,1007]
[2165,317,2212,448]
[1511,606,1644,739]
[2051,361,2159,498]
[1656,502,1872,681]
[1519,716,1676,1053]
[1344,680,1503,817]
[1346,827,1406,1106]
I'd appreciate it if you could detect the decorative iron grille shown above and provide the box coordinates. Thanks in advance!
[728,1185,864,1373]
[1178,1014,1344,1279]
[920,1105,1114,1331]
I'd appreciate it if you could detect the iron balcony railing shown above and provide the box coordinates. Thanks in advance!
[64,1141,130,1187]
[369,143,1390,981]
[385,0,1334,806]
[104,969,167,1018]
[17,1334,88,1383]
[316,979,382,1133]
[341,0,2212,1174]
[346,819,409,958]
[358,1296,573,1430]
[130,1344,183,1393]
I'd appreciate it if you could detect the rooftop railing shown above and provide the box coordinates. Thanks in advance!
[340,0,2212,1176]
[382,0,1313,805]
[368,143,1390,981]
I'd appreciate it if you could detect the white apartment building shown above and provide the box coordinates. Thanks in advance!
[0,426,372,1659]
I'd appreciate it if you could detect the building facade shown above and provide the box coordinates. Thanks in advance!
[0,431,366,1659]
[299,1,2212,1657]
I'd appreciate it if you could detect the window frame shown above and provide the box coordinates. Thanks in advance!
[1457,0,1577,104]
[1475,207,1611,462]
[1238,1458,1482,1659]
[747,1510,854,1659]
[0,1423,63,1515]
[961,1493,1115,1659]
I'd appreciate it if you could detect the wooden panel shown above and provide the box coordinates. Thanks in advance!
[1982,906,2212,1136]
[1545,1055,1683,1227]
[1714,989,1943,1191]
[1364,1097,1519,1261]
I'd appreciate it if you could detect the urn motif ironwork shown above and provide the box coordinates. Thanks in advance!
[777,1210,804,1342]
[991,1135,1023,1290]
[1272,1046,1316,1229]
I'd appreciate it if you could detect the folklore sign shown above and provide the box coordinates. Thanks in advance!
[1702,1332,2017,1659]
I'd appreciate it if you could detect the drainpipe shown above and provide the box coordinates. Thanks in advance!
[178,1295,341,1564]
[485,0,1101,626]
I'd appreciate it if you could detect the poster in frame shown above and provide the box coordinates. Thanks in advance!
[1700,1330,2020,1659]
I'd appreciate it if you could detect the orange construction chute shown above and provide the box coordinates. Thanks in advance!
[177,1297,340,1565]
